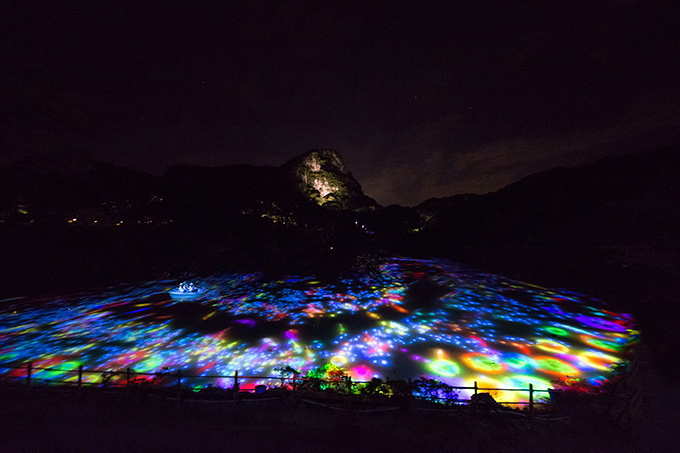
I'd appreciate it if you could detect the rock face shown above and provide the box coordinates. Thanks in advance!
[283,149,377,210]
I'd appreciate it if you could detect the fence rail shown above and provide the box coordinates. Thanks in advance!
[0,361,556,416]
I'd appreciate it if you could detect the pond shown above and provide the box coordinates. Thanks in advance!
[0,257,637,403]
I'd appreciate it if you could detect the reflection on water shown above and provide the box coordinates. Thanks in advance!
[0,258,637,402]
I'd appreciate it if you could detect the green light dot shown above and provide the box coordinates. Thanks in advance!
[588,338,620,351]
[544,326,569,336]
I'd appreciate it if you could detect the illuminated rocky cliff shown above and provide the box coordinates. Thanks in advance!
[283,149,378,210]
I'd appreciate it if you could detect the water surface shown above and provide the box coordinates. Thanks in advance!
[0,258,636,402]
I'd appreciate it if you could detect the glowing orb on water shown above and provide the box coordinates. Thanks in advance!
[462,353,506,374]
[502,354,538,373]
[429,359,461,377]
[535,356,580,376]
[535,339,570,354]
[0,257,636,402]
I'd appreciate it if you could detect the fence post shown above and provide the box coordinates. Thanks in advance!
[126,368,131,388]
[347,376,352,412]
[529,383,534,420]
[176,369,182,401]
[78,365,83,388]
[26,362,32,388]
[472,381,478,411]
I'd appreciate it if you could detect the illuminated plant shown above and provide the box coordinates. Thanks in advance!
[273,365,300,389]
[100,370,116,388]
[274,365,299,378]
[550,375,602,394]
[414,377,459,406]
[358,377,393,396]
[304,363,350,393]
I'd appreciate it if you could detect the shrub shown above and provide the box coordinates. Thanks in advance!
[414,376,459,406]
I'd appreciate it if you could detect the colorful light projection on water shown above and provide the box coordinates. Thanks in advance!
[0,258,636,402]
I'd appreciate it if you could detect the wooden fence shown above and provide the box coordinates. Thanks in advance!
[0,361,554,416]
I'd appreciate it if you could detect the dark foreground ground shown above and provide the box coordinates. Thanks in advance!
[2,349,679,453]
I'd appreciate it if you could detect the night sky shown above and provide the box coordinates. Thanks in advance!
[2,1,680,206]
